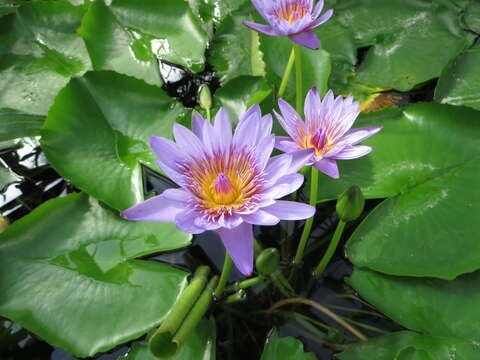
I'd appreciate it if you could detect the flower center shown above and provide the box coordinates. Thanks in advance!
[211,173,239,205]
[275,2,308,24]
[305,129,333,156]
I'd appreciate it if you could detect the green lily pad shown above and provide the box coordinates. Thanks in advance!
[435,44,480,111]
[209,3,265,84]
[124,318,216,360]
[78,1,162,87]
[0,193,191,357]
[337,331,480,360]
[214,75,272,123]
[333,0,474,91]
[347,267,480,343]
[0,1,90,115]
[260,329,316,360]
[0,108,43,141]
[103,0,208,73]
[0,165,17,191]
[41,71,183,211]
[463,1,480,33]
[310,103,480,279]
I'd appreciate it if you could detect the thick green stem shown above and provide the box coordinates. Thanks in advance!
[206,108,211,122]
[293,167,319,265]
[313,220,346,277]
[293,43,303,114]
[148,266,210,358]
[277,47,296,99]
[215,252,233,299]
[173,276,219,347]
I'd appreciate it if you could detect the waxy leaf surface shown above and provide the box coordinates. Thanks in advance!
[260,330,316,360]
[348,268,480,343]
[338,330,480,360]
[311,103,480,279]
[41,71,183,210]
[0,193,191,357]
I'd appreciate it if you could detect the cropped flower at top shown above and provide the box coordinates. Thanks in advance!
[243,0,334,49]
[121,106,316,276]
[275,87,383,178]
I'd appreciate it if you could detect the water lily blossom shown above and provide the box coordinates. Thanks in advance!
[121,107,315,276]
[275,87,383,178]
[243,0,334,49]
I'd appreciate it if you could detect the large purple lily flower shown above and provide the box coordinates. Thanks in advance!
[121,106,315,276]
[275,87,383,179]
[243,0,333,49]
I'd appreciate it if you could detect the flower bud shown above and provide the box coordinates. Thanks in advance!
[255,248,280,276]
[198,84,212,111]
[0,216,9,233]
[336,186,365,222]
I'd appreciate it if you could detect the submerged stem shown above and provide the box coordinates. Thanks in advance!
[313,220,346,277]
[268,297,368,341]
[277,47,296,99]
[215,252,233,299]
[293,167,319,265]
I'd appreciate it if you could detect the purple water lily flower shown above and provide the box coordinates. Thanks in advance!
[275,87,383,179]
[243,0,334,49]
[121,106,315,276]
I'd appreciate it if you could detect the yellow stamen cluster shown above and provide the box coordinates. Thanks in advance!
[276,2,308,24]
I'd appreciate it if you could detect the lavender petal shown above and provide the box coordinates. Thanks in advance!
[218,223,254,276]
[289,31,320,49]
[263,200,316,220]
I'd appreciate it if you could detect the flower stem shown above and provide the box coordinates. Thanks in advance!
[173,276,219,347]
[313,220,346,277]
[206,108,211,122]
[268,297,368,341]
[293,43,303,114]
[214,252,233,299]
[277,46,296,99]
[293,166,319,265]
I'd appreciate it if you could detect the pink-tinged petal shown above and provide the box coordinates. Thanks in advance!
[242,210,280,226]
[263,200,315,220]
[255,134,276,170]
[149,136,184,170]
[308,9,334,29]
[218,223,254,276]
[213,108,233,150]
[304,86,322,132]
[276,99,305,139]
[161,188,190,203]
[243,21,279,36]
[263,173,305,200]
[275,136,302,153]
[333,145,372,160]
[289,148,316,172]
[121,195,183,222]
[173,123,205,159]
[314,158,339,178]
[341,126,383,145]
[312,0,324,18]
[289,31,320,49]
[174,210,205,234]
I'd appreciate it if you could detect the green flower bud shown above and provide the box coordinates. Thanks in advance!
[0,216,9,233]
[198,84,212,111]
[336,185,365,222]
[255,248,280,276]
